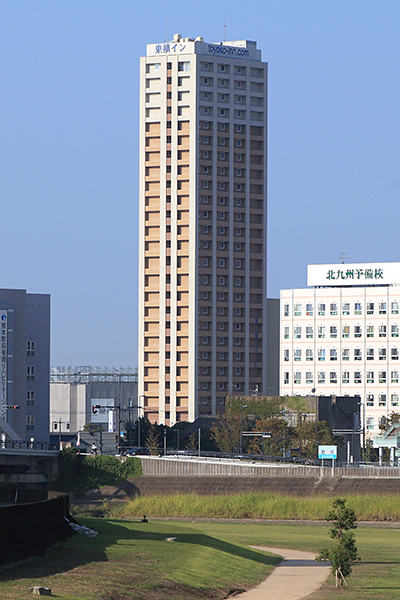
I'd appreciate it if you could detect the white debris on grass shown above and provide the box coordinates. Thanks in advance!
[68,522,99,538]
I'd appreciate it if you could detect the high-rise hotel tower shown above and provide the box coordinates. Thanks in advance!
[138,35,268,425]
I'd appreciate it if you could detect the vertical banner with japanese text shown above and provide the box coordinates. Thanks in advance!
[0,311,7,420]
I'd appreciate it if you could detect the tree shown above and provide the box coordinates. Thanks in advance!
[293,420,341,459]
[379,412,400,431]
[145,423,160,455]
[247,416,292,456]
[316,498,360,587]
[210,411,241,453]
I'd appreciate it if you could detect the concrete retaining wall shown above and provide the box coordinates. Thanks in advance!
[140,457,400,479]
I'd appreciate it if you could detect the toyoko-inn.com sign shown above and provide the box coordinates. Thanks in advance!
[308,263,400,287]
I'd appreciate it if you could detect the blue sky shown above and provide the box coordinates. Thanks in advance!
[1,1,400,367]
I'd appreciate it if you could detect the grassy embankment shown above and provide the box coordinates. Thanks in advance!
[104,491,400,522]
[1,518,399,600]
[52,450,142,496]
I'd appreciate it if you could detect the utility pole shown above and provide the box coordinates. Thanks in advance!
[198,428,201,457]
[164,427,167,456]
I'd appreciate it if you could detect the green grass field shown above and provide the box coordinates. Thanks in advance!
[103,491,400,522]
[0,518,400,600]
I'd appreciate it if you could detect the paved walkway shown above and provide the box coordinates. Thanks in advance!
[236,546,331,600]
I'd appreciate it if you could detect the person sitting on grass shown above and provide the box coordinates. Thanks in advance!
[141,514,148,523]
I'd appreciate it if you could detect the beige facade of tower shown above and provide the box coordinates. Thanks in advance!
[138,35,268,425]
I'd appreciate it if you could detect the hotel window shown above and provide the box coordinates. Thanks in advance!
[220,227,226,234]
[391,393,399,407]
[294,349,301,362]
[355,302,362,315]
[342,348,350,361]
[354,371,362,383]
[367,371,374,383]
[366,394,374,407]
[392,301,399,314]
[306,349,313,361]
[294,372,301,384]
[318,371,326,384]
[367,302,374,314]
[391,370,399,383]
[318,326,325,338]
[330,303,338,315]
[367,325,374,338]
[318,303,325,316]
[391,348,399,360]
[26,390,35,405]
[284,326,289,339]
[354,325,362,338]
[220,242,226,250]
[202,367,208,374]
[379,302,387,315]
[379,371,387,383]
[379,393,387,406]
[284,372,289,384]
[236,323,242,331]
[236,278,242,287]
[306,303,313,316]
[306,327,313,339]
[236,308,242,316]
[219,308,225,316]
[392,325,399,337]
[294,303,301,316]
[342,302,350,315]
[306,372,313,384]
[354,348,362,361]
[330,349,338,361]
[219,277,225,285]
[219,259,225,267]
[342,371,350,384]
[318,349,326,361]
[203,257,209,266]
[366,417,374,430]
[294,327,301,339]
[330,371,337,384]
[330,326,338,338]
[203,276,209,284]
[219,292,225,300]
[284,349,289,362]
[26,366,35,381]
[367,348,374,360]
[342,325,350,338]
[284,304,289,317]
[202,352,208,359]
[379,348,387,360]
[379,325,387,338]
[236,260,242,269]
[203,307,208,314]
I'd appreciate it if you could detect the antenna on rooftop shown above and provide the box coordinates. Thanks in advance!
[338,246,351,264]
[223,20,226,42]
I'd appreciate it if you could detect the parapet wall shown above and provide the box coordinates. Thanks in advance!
[140,457,400,479]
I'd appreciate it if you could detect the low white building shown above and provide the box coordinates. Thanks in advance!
[280,262,400,435]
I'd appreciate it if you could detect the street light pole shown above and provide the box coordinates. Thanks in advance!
[240,405,248,455]
[138,395,146,448]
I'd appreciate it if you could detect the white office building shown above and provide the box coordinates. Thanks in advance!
[281,263,400,435]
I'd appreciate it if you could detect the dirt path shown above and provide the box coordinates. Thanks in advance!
[236,546,331,600]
